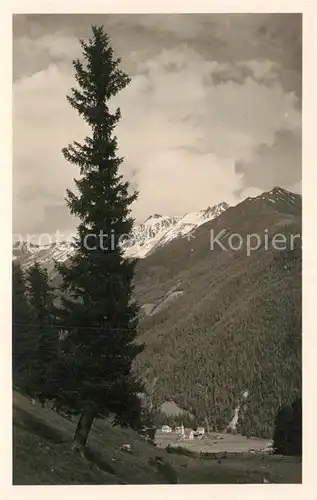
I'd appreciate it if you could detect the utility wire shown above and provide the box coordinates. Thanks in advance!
[12,323,135,331]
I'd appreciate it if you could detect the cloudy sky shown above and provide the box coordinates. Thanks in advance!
[13,14,302,237]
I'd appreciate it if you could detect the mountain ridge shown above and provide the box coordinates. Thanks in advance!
[13,201,230,269]
[13,187,300,270]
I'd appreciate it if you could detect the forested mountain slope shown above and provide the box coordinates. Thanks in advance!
[133,187,302,438]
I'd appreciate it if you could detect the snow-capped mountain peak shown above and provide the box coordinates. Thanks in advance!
[243,186,301,208]
[144,213,164,223]
[124,202,229,258]
[13,201,229,268]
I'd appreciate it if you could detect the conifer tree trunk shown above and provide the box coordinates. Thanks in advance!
[71,410,95,452]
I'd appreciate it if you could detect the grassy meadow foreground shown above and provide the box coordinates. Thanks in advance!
[13,392,301,485]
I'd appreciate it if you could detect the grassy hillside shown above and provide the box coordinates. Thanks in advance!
[13,391,301,484]
[133,189,302,438]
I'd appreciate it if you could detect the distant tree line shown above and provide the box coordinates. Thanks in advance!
[12,261,59,403]
[273,397,302,456]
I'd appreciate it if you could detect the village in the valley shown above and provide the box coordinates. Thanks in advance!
[161,423,205,440]
[154,421,274,456]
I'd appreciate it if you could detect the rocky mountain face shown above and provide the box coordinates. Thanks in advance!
[124,201,229,258]
[12,201,230,269]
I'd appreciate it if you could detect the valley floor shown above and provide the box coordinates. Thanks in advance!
[155,430,271,454]
[13,392,301,485]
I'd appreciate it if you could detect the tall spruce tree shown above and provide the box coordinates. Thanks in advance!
[25,261,58,404]
[56,25,144,451]
[12,262,32,392]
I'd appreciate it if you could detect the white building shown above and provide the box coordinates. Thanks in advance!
[161,425,172,433]
[195,427,205,437]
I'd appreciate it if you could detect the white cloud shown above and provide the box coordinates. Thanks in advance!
[13,63,87,234]
[14,32,81,66]
[287,180,302,194]
[237,59,280,82]
[13,35,301,236]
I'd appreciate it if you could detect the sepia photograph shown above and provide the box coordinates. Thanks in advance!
[12,12,303,486]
